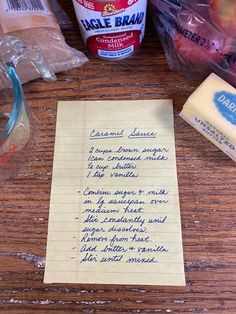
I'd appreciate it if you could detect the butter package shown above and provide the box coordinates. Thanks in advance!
[180,73,236,162]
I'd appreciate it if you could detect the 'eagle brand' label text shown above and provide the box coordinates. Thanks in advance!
[81,12,145,31]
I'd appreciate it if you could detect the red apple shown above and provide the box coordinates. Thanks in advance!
[221,48,236,87]
[201,39,236,87]
[209,0,236,35]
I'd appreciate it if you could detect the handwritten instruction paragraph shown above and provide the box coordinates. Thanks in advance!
[44,100,185,285]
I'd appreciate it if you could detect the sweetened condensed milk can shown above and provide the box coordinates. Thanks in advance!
[72,0,147,59]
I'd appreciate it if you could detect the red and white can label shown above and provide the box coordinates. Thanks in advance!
[72,0,147,59]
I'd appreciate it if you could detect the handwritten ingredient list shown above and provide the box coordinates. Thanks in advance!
[44,100,185,285]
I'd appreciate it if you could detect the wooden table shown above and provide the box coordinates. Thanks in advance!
[1,1,236,313]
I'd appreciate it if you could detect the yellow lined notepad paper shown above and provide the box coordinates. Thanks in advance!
[44,100,185,285]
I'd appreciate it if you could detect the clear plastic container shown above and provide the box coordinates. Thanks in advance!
[0,36,56,180]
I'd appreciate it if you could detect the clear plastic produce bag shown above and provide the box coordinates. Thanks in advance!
[150,0,236,86]
[0,0,88,90]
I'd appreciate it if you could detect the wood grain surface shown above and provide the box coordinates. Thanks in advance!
[0,1,236,313]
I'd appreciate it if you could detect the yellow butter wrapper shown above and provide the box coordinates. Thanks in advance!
[180,73,236,162]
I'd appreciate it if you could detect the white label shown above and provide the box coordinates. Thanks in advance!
[3,0,50,14]
[98,45,134,58]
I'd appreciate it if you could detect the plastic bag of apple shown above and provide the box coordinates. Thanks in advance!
[150,0,236,86]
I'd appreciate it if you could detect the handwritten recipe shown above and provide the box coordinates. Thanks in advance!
[44,100,185,285]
